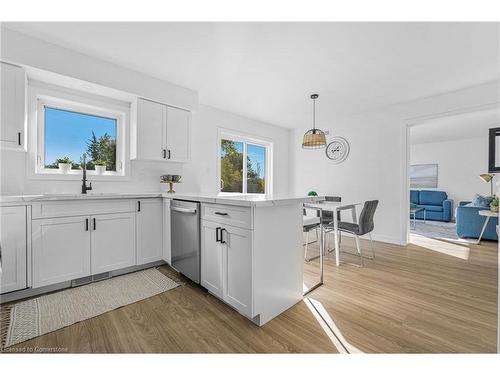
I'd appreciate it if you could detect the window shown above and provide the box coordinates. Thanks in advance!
[30,84,128,179]
[43,107,117,171]
[218,130,272,195]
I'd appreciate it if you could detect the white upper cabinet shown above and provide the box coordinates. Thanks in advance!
[0,206,27,294]
[133,98,190,162]
[166,106,190,162]
[135,98,166,161]
[0,62,26,151]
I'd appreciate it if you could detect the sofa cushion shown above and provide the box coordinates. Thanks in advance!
[417,204,443,212]
[471,194,493,208]
[419,190,447,206]
[410,190,419,205]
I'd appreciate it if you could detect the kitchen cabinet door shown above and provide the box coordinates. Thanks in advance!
[200,220,223,298]
[0,62,26,151]
[166,106,190,162]
[0,206,27,294]
[222,225,253,317]
[32,216,91,288]
[91,212,136,274]
[162,199,171,264]
[135,98,167,161]
[136,199,163,265]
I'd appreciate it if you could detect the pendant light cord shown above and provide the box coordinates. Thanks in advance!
[312,96,316,133]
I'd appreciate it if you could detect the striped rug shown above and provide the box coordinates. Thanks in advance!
[1,268,179,349]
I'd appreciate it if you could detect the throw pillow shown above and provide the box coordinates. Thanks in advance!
[472,194,493,208]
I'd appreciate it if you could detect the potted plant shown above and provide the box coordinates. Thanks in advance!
[56,157,72,174]
[490,195,499,213]
[94,160,106,175]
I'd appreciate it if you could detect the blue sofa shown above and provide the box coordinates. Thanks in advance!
[410,190,453,222]
[456,201,498,241]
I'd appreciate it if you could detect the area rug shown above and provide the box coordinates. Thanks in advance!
[410,220,477,244]
[1,267,179,348]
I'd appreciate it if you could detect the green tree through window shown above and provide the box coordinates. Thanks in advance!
[220,139,266,194]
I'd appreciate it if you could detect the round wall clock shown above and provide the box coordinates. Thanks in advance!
[325,137,350,164]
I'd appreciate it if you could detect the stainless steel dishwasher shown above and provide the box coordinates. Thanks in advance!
[170,199,200,283]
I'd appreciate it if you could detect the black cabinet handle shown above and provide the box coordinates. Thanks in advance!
[215,212,228,216]
[163,149,167,159]
[18,132,21,146]
[137,201,141,212]
[93,218,96,231]
[216,227,221,242]
[167,150,171,159]
[221,228,227,244]
[85,218,89,231]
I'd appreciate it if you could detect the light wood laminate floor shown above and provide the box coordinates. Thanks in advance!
[304,232,498,353]
[2,233,497,353]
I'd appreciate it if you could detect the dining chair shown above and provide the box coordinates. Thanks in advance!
[321,196,342,225]
[303,207,320,262]
[321,196,341,252]
[337,200,379,267]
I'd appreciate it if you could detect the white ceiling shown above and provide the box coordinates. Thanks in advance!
[410,108,499,145]
[4,22,500,129]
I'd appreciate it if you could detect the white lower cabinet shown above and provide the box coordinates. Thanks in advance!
[223,225,252,316]
[162,199,171,264]
[32,211,135,288]
[32,216,91,288]
[91,212,136,274]
[136,199,163,265]
[201,219,253,317]
[0,206,27,294]
[201,220,223,298]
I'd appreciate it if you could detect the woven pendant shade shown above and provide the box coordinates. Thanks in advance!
[302,129,327,149]
[302,94,327,149]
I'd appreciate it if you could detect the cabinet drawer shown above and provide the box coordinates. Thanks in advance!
[201,204,252,229]
[32,199,136,219]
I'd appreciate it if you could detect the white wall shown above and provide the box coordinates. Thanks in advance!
[1,27,198,110]
[289,81,500,244]
[0,104,290,196]
[0,27,291,197]
[410,137,497,211]
[181,105,290,195]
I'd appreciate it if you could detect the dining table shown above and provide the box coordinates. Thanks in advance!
[304,200,362,267]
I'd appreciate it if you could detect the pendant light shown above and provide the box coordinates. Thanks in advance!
[302,94,327,149]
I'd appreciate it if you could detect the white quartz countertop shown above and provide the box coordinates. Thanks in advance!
[0,192,320,207]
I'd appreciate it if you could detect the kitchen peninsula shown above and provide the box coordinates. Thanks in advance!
[0,192,315,325]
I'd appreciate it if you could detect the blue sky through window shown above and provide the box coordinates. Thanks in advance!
[247,143,266,178]
[44,107,116,166]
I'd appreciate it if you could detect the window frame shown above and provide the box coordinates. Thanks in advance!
[217,128,273,196]
[27,83,130,181]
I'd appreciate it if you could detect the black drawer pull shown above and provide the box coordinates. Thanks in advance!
[215,212,228,216]
[85,218,89,231]
[93,218,96,231]
[18,132,21,146]
[163,149,167,159]
[137,201,141,212]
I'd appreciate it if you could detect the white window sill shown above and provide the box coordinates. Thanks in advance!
[28,170,129,182]
[217,192,267,197]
